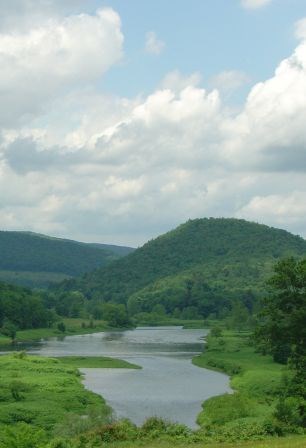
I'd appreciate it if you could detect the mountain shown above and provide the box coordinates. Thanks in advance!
[58,218,306,319]
[0,231,134,288]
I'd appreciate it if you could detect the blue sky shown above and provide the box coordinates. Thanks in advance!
[98,0,306,98]
[0,0,306,245]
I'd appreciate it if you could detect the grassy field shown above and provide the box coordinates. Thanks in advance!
[0,318,112,346]
[0,353,141,447]
[0,353,111,431]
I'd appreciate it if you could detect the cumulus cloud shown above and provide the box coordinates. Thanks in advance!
[295,18,306,40]
[210,70,250,93]
[0,8,123,125]
[241,0,273,10]
[222,38,306,172]
[160,70,202,92]
[1,5,306,244]
[237,191,306,233]
[145,31,165,55]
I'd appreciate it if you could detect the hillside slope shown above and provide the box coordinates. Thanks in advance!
[59,218,306,318]
[0,231,134,288]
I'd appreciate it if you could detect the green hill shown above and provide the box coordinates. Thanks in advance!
[0,231,134,288]
[59,218,306,319]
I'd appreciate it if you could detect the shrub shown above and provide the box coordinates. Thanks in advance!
[274,396,305,427]
[198,393,255,427]
[9,380,31,401]
[0,422,46,448]
[57,322,66,333]
[141,416,167,434]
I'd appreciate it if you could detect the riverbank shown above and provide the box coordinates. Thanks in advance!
[0,330,305,448]
[0,318,119,346]
[192,330,302,441]
[0,352,140,445]
[0,318,208,346]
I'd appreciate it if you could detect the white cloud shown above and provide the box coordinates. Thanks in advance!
[0,8,123,125]
[241,0,273,10]
[145,31,165,55]
[1,6,306,245]
[295,18,306,40]
[210,70,250,93]
[222,39,306,171]
[237,191,306,233]
[160,70,202,92]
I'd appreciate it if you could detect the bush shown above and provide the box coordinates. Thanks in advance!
[94,420,138,442]
[274,396,305,427]
[141,416,167,434]
[210,326,223,337]
[198,393,255,427]
[57,322,66,333]
[0,422,46,448]
[9,380,31,401]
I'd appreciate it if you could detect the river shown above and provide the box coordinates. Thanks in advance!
[2,326,231,427]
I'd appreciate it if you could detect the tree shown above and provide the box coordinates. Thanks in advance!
[101,303,130,327]
[227,301,250,332]
[1,318,17,342]
[255,258,306,428]
[57,322,66,333]
[255,257,306,370]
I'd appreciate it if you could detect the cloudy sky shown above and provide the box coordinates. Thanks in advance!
[0,0,306,246]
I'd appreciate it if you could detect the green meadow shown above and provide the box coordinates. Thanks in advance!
[0,331,305,448]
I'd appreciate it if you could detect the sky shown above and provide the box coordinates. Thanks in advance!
[0,0,306,246]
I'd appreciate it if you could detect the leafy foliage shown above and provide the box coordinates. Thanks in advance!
[58,218,306,319]
[0,282,55,331]
[255,258,306,427]
[0,231,134,288]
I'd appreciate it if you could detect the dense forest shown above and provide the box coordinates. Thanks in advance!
[57,218,306,321]
[0,282,55,337]
[0,231,134,288]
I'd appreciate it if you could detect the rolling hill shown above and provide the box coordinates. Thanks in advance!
[58,218,306,318]
[0,231,134,288]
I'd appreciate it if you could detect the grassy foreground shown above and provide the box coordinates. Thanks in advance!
[0,353,111,432]
[104,436,306,448]
[0,332,305,448]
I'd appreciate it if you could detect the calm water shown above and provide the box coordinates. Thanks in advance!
[2,327,231,427]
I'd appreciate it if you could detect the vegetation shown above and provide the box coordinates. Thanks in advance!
[0,222,305,447]
[0,318,121,346]
[0,353,112,435]
[193,331,287,438]
[55,356,141,369]
[254,258,306,428]
[0,282,55,338]
[0,278,132,343]
[0,231,134,288]
[58,218,306,321]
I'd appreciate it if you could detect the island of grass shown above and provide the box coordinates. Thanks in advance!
[56,356,141,369]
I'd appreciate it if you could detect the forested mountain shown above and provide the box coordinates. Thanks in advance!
[0,231,134,288]
[58,218,306,319]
